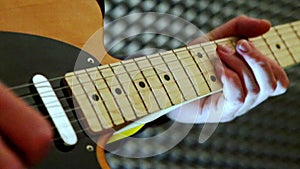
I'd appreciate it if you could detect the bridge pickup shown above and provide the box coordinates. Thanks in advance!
[33,74,78,146]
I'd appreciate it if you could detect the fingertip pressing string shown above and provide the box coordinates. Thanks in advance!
[96,131,114,169]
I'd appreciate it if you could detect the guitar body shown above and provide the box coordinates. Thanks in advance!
[0,31,101,169]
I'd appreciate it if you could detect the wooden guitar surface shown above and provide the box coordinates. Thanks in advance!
[0,0,119,64]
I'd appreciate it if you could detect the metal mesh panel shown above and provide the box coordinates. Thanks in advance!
[103,0,300,168]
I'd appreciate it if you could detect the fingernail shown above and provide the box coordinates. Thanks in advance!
[219,45,234,54]
[238,40,251,53]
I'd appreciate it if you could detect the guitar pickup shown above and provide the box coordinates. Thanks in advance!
[33,74,78,146]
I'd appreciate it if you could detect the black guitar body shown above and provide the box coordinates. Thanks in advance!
[0,32,102,169]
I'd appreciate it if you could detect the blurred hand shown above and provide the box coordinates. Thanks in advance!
[0,82,53,169]
[167,15,289,123]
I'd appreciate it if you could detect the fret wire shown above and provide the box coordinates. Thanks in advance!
[290,22,300,43]
[274,26,297,64]
[291,21,300,38]
[97,66,125,125]
[186,46,213,92]
[186,46,213,93]
[289,22,300,63]
[159,52,187,101]
[250,37,280,63]
[73,70,104,130]
[86,68,115,128]
[201,46,214,64]
[145,56,174,106]
[260,29,281,65]
[171,49,198,98]
[108,63,139,120]
[198,43,217,91]
[87,68,116,128]
[263,27,296,67]
[148,54,186,105]
[106,64,137,121]
[120,61,150,115]
[133,58,162,111]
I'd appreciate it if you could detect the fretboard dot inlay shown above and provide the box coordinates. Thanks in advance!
[164,74,171,81]
[92,94,100,101]
[197,52,203,58]
[276,44,281,49]
[210,75,217,82]
[115,88,122,95]
[139,81,146,88]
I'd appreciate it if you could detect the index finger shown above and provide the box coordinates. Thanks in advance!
[0,82,53,166]
[189,15,271,45]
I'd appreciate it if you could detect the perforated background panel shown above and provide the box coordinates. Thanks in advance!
[103,0,300,168]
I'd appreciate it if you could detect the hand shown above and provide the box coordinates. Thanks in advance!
[167,15,289,123]
[0,83,53,169]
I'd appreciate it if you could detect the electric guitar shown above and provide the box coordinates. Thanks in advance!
[1,1,299,168]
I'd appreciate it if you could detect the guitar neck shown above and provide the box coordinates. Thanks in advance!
[64,20,300,134]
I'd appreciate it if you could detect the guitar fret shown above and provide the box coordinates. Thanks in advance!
[193,42,222,91]
[108,66,143,118]
[187,45,213,93]
[291,21,300,37]
[160,52,189,101]
[120,61,149,117]
[76,70,112,130]
[274,26,297,64]
[275,24,300,63]
[148,54,185,105]
[133,58,161,113]
[179,54,211,96]
[98,67,125,125]
[110,62,138,120]
[106,64,137,121]
[144,56,173,109]
[263,28,296,67]
[172,49,198,100]
[66,72,103,132]
[290,22,300,63]
[250,36,278,63]
[85,68,114,129]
